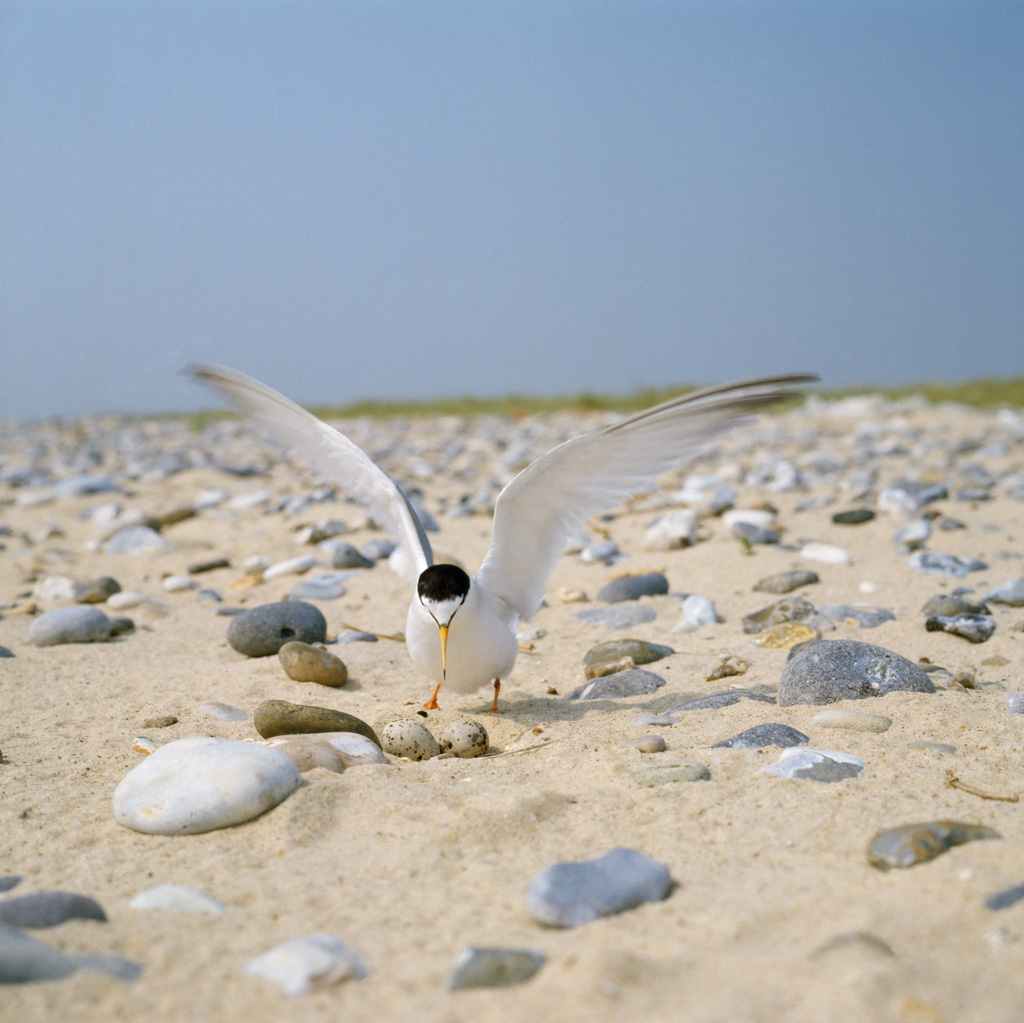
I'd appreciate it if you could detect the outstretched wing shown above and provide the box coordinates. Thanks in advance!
[475,374,817,620]
[186,364,433,586]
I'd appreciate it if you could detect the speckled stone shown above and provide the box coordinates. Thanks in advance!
[778,639,935,706]
[527,848,672,927]
[867,821,1000,870]
[742,596,816,634]
[253,700,380,747]
[227,601,327,657]
[278,641,348,687]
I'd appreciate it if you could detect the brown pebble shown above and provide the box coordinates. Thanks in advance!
[625,735,667,754]
[253,699,379,747]
[867,820,1000,870]
[585,656,635,680]
[278,641,348,687]
[753,622,820,649]
[141,716,178,729]
[704,654,752,682]
[187,557,231,574]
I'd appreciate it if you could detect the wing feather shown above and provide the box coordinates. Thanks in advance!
[475,374,817,620]
[186,364,432,586]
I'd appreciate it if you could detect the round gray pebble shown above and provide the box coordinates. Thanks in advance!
[30,606,112,647]
[226,601,327,657]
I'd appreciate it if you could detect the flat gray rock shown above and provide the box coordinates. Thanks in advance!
[574,605,657,629]
[227,601,327,657]
[597,573,669,603]
[527,848,672,928]
[0,892,105,928]
[672,689,775,712]
[711,723,809,749]
[447,947,546,990]
[753,570,820,594]
[983,579,1024,606]
[924,613,997,643]
[819,605,896,629]
[0,922,140,984]
[778,639,935,706]
[763,747,865,782]
[568,669,666,700]
[908,551,988,577]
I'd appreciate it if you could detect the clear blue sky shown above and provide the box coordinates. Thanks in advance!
[2,1,1022,420]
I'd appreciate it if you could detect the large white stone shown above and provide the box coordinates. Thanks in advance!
[112,737,301,835]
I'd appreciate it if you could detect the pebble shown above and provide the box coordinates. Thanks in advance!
[132,737,159,755]
[266,732,388,772]
[704,654,751,681]
[763,748,866,782]
[908,551,989,577]
[0,922,141,983]
[832,508,875,524]
[812,709,892,733]
[104,525,174,554]
[278,641,348,687]
[161,574,197,592]
[30,606,112,647]
[1007,693,1024,714]
[641,509,697,550]
[753,570,820,594]
[984,579,1024,606]
[199,701,248,722]
[0,878,20,893]
[742,596,817,634]
[631,713,681,727]
[818,604,896,629]
[583,639,674,666]
[673,593,718,632]
[778,639,935,706]
[448,947,546,990]
[253,700,380,746]
[361,538,395,560]
[925,613,997,643]
[337,629,378,644]
[128,885,225,914]
[723,508,775,530]
[568,669,666,700]
[112,736,302,835]
[711,724,809,749]
[187,556,231,574]
[907,740,957,754]
[379,720,440,760]
[239,934,369,995]
[0,646,12,658]
[580,539,621,563]
[574,605,657,629]
[0,892,106,928]
[597,572,669,603]
[262,554,317,580]
[920,594,990,617]
[288,571,352,600]
[893,518,931,551]
[437,719,490,758]
[73,576,121,603]
[227,601,327,657]
[985,883,1024,912]
[731,521,780,545]
[618,757,711,785]
[526,848,672,928]
[142,715,178,729]
[800,541,853,565]
[673,690,775,712]
[624,734,667,753]
[584,656,636,679]
[867,821,1001,870]
[878,481,948,516]
[33,575,76,602]
[320,540,375,569]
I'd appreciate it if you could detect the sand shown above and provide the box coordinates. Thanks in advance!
[2,397,1024,1022]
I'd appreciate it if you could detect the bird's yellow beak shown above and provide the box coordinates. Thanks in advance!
[438,623,449,679]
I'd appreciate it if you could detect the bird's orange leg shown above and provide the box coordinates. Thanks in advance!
[423,683,442,711]
[489,679,501,714]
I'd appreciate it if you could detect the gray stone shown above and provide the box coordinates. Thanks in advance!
[753,570,820,594]
[673,690,776,712]
[0,892,106,928]
[0,922,141,983]
[674,594,718,632]
[323,541,374,569]
[986,882,1024,911]
[763,747,865,782]
[574,605,657,629]
[0,647,14,658]
[597,573,669,603]
[778,639,935,706]
[579,539,621,563]
[569,669,666,700]
[924,613,996,643]
[832,508,875,524]
[0,878,20,893]
[361,539,395,560]
[73,576,121,603]
[337,630,378,643]
[731,521,780,544]
[908,551,988,577]
[30,606,112,647]
[104,525,174,554]
[711,723,809,749]
[527,848,672,928]
[893,518,931,551]
[921,594,991,617]
[448,947,546,991]
[288,572,352,601]
[227,601,327,657]
[1007,693,1024,714]
[868,821,1000,870]
[984,579,1024,606]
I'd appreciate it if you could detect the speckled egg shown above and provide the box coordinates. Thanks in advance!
[379,720,440,761]
[437,719,489,759]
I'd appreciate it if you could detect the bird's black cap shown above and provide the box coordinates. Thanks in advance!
[417,564,471,602]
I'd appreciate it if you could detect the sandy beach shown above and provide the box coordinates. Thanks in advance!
[2,394,1024,1022]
